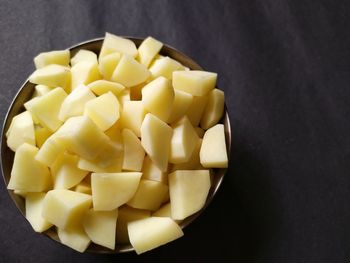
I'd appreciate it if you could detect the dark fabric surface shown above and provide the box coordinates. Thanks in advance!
[1,0,350,262]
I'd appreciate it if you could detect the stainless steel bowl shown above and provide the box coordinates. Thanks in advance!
[1,37,231,253]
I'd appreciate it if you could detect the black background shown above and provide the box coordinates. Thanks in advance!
[1,0,350,262]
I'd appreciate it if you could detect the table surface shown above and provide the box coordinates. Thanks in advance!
[1,1,350,262]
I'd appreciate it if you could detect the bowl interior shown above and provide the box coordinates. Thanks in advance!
[1,38,231,253]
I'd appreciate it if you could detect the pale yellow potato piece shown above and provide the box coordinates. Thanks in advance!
[149,56,185,80]
[141,156,168,184]
[42,189,92,229]
[78,157,123,173]
[34,50,70,69]
[128,217,183,255]
[91,172,142,211]
[111,54,150,87]
[6,111,35,151]
[34,125,52,148]
[186,95,209,126]
[24,87,67,132]
[59,84,96,122]
[88,139,123,168]
[35,136,65,167]
[127,179,168,211]
[167,89,193,124]
[28,64,70,92]
[169,116,198,164]
[99,33,138,58]
[153,203,181,223]
[98,52,121,80]
[25,192,53,232]
[83,209,118,250]
[71,61,101,90]
[51,152,88,190]
[117,88,130,106]
[71,49,97,66]
[104,122,123,143]
[84,91,119,131]
[172,70,217,96]
[33,84,51,97]
[171,139,203,171]
[75,183,92,195]
[137,36,163,67]
[120,101,146,137]
[200,89,225,130]
[7,143,51,192]
[122,129,145,171]
[169,170,211,220]
[142,77,174,121]
[141,113,172,172]
[116,206,151,244]
[54,116,110,160]
[57,226,91,253]
[200,124,228,168]
[88,80,125,97]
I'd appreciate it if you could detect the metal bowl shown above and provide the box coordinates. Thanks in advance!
[1,37,231,253]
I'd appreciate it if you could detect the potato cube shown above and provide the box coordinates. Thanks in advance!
[149,56,185,80]
[6,111,35,151]
[91,172,142,211]
[7,143,51,192]
[35,136,65,167]
[25,192,53,232]
[71,61,101,90]
[137,37,163,67]
[172,70,217,96]
[120,101,147,137]
[117,88,130,106]
[128,217,183,254]
[169,170,211,220]
[172,139,203,171]
[186,95,209,126]
[200,124,228,168]
[122,129,145,171]
[141,156,168,184]
[200,89,225,129]
[111,54,150,87]
[88,139,123,168]
[83,209,118,250]
[99,33,138,58]
[142,77,174,121]
[167,89,193,124]
[42,189,92,229]
[88,80,125,97]
[127,180,168,211]
[98,52,121,80]
[34,125,52,148]
[57,226,91,253]
[24,87,67,132]
[75,182,92,195]
[153,203,181,223]
[34,50,70,69]
[78,156,123,173]
[141,113,173,172]
[71,49,97,66]
[33,84,51,97]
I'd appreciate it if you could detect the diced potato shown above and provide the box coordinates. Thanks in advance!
[149,56,185,80]
[25,192,53,232]
[127,180,168,211]
[172,139,203,171]
[116,206,151,244]
[117,88,130,106]
[88,139,123,168]
[169,116,198,164]
[142,77,174,121]
[137,37,163,67]
[57,226,91,253]
[111,54,150,88]
[75,182,92,195]
[167,89,193,124]
[200,124,228,168]
[6,111,35,151]
[128,217,183,254]
[33,85,51,97]
[88,80,125,97]
[153,203,181,223]
[104,122,123,143]
[54,116,110,160]
[141,113,173,172]
[168,170,210,220]
[7,143,51,192]
[84,92,120,131]
[83,209,118,250]
[200,89,225,130]
[59,84,96,122]
[35,136,65,167]
[186,95,209,126]
[172,70,217,96]
[99,33,138,58]
[91,172,142,211]
[122,129,145,171]
[98,52,121,80]
[51,152,88,189]
[71,49,97,66]
[78,156,123,173]
[141,156,168,184]
[34,50,70,69]
[28,64,70,92]
[120,101,146,137]
[194,127,205,138]
[42,189,92,229]
[24,87,67,132]
[71,61,101,90]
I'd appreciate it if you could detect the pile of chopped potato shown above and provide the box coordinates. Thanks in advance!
[6,33,228,254]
